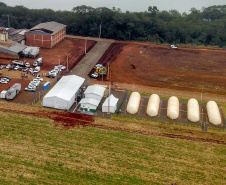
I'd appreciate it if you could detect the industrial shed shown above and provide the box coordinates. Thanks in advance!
[84,85,106,101]
[102,94,119,113]
[42,75,85,110]
[0,39,26,61]
[26,21,66,48]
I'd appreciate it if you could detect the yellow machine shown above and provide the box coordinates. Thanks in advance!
[94,65,107,76]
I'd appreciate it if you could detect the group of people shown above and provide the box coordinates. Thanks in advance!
[21,72,45,79]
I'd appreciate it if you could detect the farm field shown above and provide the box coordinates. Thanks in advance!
[106,43,226,95]
[0,101,225,184]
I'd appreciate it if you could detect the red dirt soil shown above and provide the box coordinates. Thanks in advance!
[0,38,96,104]
[23,38,96,71]
[104,43,226,95]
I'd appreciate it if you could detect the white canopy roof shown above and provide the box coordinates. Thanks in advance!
[44,75,84,101]
[102,94,119,107]
[80,98,100,106]
[84,85,105,96]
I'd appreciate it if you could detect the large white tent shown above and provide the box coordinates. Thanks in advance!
[42,75,85,110]
[102,94,119,113]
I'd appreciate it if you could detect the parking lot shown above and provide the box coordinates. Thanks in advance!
[0,63,60,104]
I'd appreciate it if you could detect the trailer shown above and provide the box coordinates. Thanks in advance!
[12,60,24,66]
[6,83,21,100]
[21,47,40,58]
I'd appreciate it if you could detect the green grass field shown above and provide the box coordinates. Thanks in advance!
[0,111,225,184]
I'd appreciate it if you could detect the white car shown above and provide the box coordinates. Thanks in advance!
[14,65,20,70]
[34,77,43,81]
[170,45,178,49]
[2,77,9,82]
[25,87,36,92]
[0,79,7,83]
[33,61,38,67]
[33,67,40,73]
[95,64,103,68]
[25,62,30,68]
[56,65,66,70]
[91,72,98,78]
[6,64,11,69]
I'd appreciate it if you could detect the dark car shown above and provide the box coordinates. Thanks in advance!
[4,76,11,81]
[46,74,55,78]
[10,65,15,70]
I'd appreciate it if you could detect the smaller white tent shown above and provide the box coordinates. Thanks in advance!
[80,98,100,113]
[84,85,106,101]
[102,94,119,113]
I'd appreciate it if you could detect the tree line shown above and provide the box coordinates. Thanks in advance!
[0,2,225,47]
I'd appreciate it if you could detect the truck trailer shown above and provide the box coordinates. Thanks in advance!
[6,83,21,100]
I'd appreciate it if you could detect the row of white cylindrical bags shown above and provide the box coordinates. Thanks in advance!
[126,92,222,125]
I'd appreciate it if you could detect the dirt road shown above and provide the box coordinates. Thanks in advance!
[67,36,113,80]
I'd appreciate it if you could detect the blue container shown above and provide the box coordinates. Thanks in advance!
[43,82,50,90]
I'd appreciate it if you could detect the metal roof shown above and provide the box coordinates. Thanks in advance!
[84,85,106,97]
[80,98,100,107]
[0,40,26,55]
[29,21,66,35]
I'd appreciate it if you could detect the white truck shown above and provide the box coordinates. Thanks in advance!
[5,83,21,100]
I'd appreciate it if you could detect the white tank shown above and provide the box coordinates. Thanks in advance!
[206,101,222,125]
[167,96,179,119]
[126,92,141,114]
[187,98,200,122]
[146,94,160,117]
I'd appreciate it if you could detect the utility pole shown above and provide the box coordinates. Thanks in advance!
[107,84,111,114]
[7,15,10,28]
[66,53,70,72]
[99,23,102,38]
[85,37,87,54]
[107,61,110,81]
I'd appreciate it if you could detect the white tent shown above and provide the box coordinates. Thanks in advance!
[80,98,100,113]
[84,85,106,101]
[42,75,85,110]
[102,94,119,113]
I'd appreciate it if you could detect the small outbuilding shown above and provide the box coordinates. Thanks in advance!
[42,75,84,110]
[84,85,106,101]
[102,94,119,113]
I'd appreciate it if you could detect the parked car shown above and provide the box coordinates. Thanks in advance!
[170,45,178,49]
[95,64,103,68]
[2,77,9,82]
[25,62,30,68]
[57,65,66,70]
[25,87,36,92]
[14,65,20,70]
[34,66,40,73]
[4,76,11,81]
[0,65,5,69]
[6,64,11,69]
[91,72,98,78]
[29,68,33,73]
[34,77,43,81]
[10,65,15,70]
[46,74,55,78]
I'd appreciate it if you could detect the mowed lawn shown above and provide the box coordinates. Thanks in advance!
[0,111,225,185]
